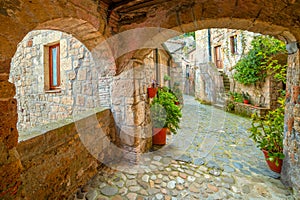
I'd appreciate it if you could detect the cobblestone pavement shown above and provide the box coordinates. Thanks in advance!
[70,95,294,200]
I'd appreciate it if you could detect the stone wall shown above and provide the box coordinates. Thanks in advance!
[157,49,170,87]
[111,48,176,162]
[195,29,285,108]
[1,0,300,198]
[111,57,153,162]
[195,63,224,104]
[225,100,270,117]
[9,30,112,135]
[282,49,300,197]
[170,62,184,93]
[16,108,119,199]
[195,29,257,105]
[0,77,21,200]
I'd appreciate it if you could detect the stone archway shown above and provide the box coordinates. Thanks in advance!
[1,0,300,198]
[0,1,111,197]
[109,0,300,195]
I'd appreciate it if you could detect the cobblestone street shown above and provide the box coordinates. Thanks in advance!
[71,95,294,200]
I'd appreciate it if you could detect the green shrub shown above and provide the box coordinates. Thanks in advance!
[234,36,286,85]
[151,88,182,134]
[249,98,285,165]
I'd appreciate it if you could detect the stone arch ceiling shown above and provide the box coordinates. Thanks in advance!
[1,0,300,74]
[113,0,300,40]
[0,0,109,74]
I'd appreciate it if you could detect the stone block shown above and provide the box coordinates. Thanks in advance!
[133,101,145,126]
[60,39,68,58]
[125,106,135,126]
[52,97,61,104]
[68,71,76,80]
[82,83,93,96]
[73,60,79,69]
[120,128,135,147]
[62,96,74,106]
[61,57,72,71]
[76,95,85,106]
[77,68,87,81]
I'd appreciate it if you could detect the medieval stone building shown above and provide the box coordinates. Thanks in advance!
[9,30,178,142]
[1,0,300,199]
[195,29,285,111]
[9,30,113,135]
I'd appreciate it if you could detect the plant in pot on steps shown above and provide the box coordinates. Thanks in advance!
[150,87,182,145]
[248,98,285,173]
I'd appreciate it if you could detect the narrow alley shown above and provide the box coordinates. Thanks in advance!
[71,95,293,200]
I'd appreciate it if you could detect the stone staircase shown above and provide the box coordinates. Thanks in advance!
[221,71,230,93]
[213,71,230,109]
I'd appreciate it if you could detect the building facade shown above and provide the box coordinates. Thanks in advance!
[195,29,285,109]
[9,30,113,136]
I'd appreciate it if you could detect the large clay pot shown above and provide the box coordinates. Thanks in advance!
[243,99,249,104]
[147,87,158,98]
[262,149,283,173]
[152,127,167,145]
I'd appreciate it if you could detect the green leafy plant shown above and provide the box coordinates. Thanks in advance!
[151,87,182,134]
[163,75,171,82]
[226,101,235,112]
[233,36,286,85]
[171,82,183,105]
[150,103,167,128]
[249,98,285,166]
[233,92,243,103]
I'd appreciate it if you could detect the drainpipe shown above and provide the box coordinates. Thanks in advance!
[168,57,171,88]
[208,29,212,62]
[155,48,159,85]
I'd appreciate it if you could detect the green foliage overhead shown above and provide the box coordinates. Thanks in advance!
[183,32,195,39]
[233,36,287,85]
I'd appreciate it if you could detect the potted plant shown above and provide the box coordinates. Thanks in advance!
[242,92,250,104]
[150,87,182,145]
[233,92,243,103]
[248,98,285,173]
[228,91,235,101]
[171,82,183,105]
[147,79,158,98]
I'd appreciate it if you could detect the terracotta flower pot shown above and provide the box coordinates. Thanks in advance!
[262,149,283,173]
[152,127,167,145]
[243,99,249,104]
[147,87,158,98]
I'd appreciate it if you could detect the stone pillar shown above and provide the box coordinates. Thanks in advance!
[281,47,300,198]
[0,73,23,199]
[111,59,153,164]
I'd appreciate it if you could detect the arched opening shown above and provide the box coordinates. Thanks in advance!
[1,0,300,199]
[0,13,116,198]
[9,29,113,140]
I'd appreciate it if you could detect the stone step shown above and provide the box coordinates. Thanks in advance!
[213,103,225,109]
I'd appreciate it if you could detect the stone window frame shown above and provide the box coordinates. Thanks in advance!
[44,42,61,93]
[230,35,238,54]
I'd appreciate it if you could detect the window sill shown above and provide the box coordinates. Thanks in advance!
[45,89,61,93]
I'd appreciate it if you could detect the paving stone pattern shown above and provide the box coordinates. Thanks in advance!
[70,95,294,200]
